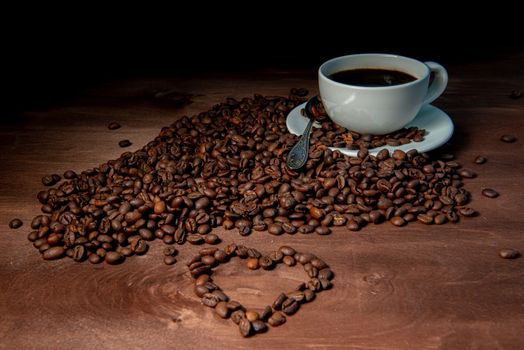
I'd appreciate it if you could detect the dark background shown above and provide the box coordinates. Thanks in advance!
[3,9,523,111]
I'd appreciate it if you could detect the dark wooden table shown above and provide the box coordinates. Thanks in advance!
[1,54,524,350]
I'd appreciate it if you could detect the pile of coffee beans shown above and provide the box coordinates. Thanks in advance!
[188,243,333,337]
[308,103,426,149]
[26,89,478,264]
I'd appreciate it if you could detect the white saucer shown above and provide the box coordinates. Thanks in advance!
[286,102,454,157]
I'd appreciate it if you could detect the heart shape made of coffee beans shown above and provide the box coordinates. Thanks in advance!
[187,243,335,337]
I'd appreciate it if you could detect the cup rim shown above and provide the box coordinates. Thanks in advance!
[319,53,430,90]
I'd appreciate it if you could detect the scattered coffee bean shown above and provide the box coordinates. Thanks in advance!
[108,122,121,130]
[500,134,517,143]
[41,174,61,186]
[482,188,499,198]
[499,248,520,259]
[8,218,23,229]
[118,139,132,147]
[474,156,487,164]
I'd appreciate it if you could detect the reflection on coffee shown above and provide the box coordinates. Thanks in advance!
[328,69,417,87]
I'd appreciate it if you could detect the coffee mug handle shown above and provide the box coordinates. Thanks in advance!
[422,61,448,105]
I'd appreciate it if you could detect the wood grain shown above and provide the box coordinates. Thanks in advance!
[1,55,524,350]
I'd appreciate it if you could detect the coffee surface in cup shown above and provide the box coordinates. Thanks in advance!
[329,68,417,87]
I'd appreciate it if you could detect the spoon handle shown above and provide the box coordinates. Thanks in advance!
[287,112,315,170]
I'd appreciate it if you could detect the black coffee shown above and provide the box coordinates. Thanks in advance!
[329,68,417,87]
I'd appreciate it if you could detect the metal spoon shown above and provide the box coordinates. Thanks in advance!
[287,96,320,170]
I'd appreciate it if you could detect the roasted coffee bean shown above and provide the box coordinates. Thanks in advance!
[202,293,220,307]
[281,297,299,315]
[41,174,60,186]
[500,134,517,143]
[215,301,230,318]
[118,139,132,147]
[204,233,220,245]
[251,320,267,333]
[260,305,273,321]
[390,216,406,227]
[499,248,520,259]
[238,317,252,337]
[164,256,177,265]
[42,246,65,260]
[231,310,245,324]
[245,310,259,322]
[163,246,177,256]
[268,311,286,327]
[474,156,487,164]
[272,293,287,310]
[482,188,499,198]
[458,168,476,178]
[259,256,274,270]
[282,255,296,266]
[72,245,86,262]
[268,250,283,263]
[88,253,102,264]
[8,218,23,229]
[187,234,205,245]
[279,246,296,256]
[105,251,124,265]
[268,223,283,235]
[246,257,259,270]
[458,207,476,217]
[107,122,121,130]
[315,226,331,235]
[303,289,316,302]
[510,89,522,99]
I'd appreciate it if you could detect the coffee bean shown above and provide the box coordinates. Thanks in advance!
[88,253,102,264]
[458,169,476,179]
[73,245,86,262]
[246,257,259,270]
[474,156,487,164]
[202,293,220,308]
[251,320,267,333]
[281,298,299,315]
[268,223,283,235]
[215,301,230,318]
[108,122,121,130]
[282,255,296,266]
[245,310,259,322]
[41,174,60,186]
[204,233,220,245]
[482,188,499,198]
[499,248,520,259]
[279,246,296,256]
[272,293,287,310]
[259,256,274,270]
[458,207,476,217]
[9,218,23,229]
[390,216,406,227]
[238,317,252,337]
[500,134,517,143]
[260,305,272,322]
[268,311,286,327]
[231,310,245,324]
[105,251,124,265]
[164,256,177,265]
[42,246,65,260]
[315,226,331,235]
[118,139,132,148]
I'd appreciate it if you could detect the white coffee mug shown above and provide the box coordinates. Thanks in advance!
[318,53,448,135]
